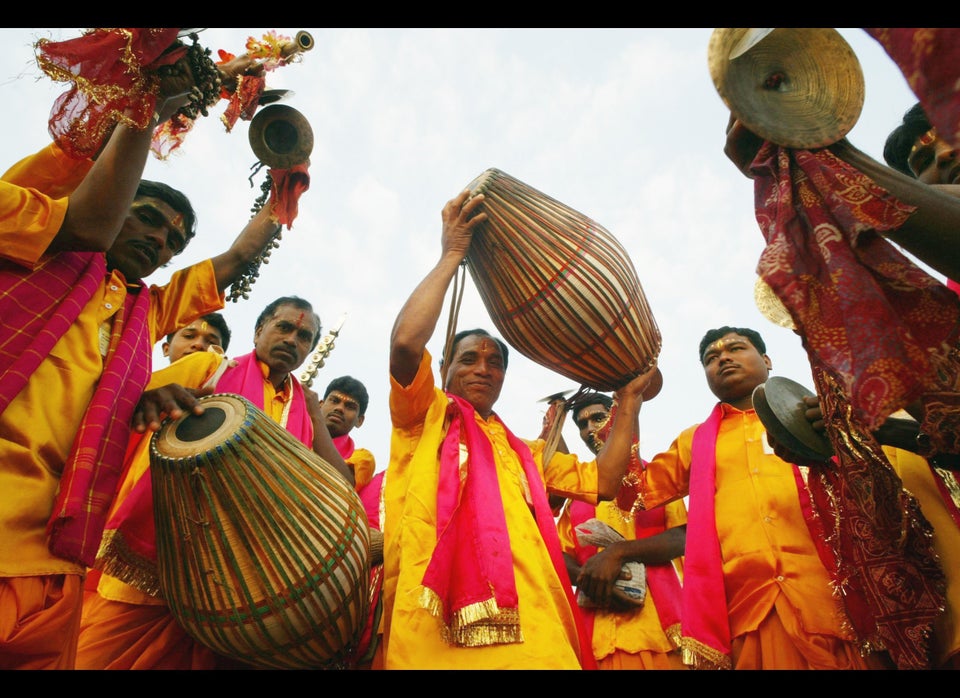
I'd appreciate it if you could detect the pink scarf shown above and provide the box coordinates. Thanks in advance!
[333,433,356,460]
[679,403,731,669]
[420,394,595,667]
[0,251,151,567]
[214,349,313,441]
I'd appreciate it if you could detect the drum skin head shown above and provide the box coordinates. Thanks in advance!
[752,377,834,462]
[154,394,247,459]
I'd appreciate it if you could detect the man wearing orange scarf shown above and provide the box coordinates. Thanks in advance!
[76,296,353,669]
[382,188,658,669]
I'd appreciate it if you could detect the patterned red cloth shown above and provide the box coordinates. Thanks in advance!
[35,28,185,159]
[865,28,960,148]
[752,143,960,433]
[749,142,954,669]
[807,367,945,669]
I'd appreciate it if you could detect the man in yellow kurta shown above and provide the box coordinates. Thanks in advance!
[382,188,658,669]
[321,375,377,489]
[634,326,875,670]
[556,392,688,670]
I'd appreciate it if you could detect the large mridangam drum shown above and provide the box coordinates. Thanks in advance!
[150,393,371,669]
[465,168,660,393]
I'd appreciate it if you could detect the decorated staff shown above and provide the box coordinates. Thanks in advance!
[300,313,348,388]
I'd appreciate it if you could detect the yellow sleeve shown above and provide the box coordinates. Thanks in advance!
[147,258,225,344]
[389,350,439,430]
[350,448,377,491]
[146,350,224,390]
[555,501,577,555]
[0,143,93,266]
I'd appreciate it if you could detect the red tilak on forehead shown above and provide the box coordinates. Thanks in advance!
[480,338,491,353]
[296,312,304,328]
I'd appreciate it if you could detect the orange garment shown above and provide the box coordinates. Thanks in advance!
[0,575,83,670]
[77,594,247,670]
[0,142,222,669]
[640,403,871,669]
[382,351,599,669]
[0,143,90,265]
[349,448,376,490]
[556,498,687,669]
[883,446,960,667]
[76,352,311,670]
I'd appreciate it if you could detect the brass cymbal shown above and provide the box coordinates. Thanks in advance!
[752,377,834,462]
[708,28,864,149]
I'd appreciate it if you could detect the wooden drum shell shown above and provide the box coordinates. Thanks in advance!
[150,393,370,669]
[465,168,660,392]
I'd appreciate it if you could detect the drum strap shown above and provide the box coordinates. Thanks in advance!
[439,262,467,388]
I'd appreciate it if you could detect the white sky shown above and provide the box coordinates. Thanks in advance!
[0,28,928,469]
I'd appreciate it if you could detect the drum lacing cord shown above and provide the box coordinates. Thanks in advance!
[440,261,468,387]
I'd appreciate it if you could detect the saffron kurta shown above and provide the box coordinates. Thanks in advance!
[382,351,598,669]
[639,403,869,669]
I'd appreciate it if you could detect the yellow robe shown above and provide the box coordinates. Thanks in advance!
[349,448,377,490]
[382,351,599,669]
[0,140,223,578]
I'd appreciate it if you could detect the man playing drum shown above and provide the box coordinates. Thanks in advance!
[76,296,354,669]
[381,188,658,669]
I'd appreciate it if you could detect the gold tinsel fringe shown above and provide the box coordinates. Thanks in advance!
[680,637,732,670]
[95,529,163,598]
[419,585,523,647]
[663,622,682,650]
